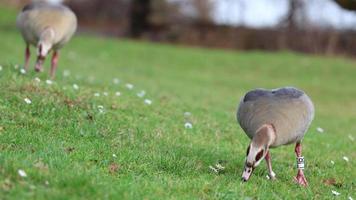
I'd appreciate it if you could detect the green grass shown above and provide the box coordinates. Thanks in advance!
[0,5,355,200]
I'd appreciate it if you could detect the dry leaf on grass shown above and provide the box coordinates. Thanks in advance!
[108,163,120,174]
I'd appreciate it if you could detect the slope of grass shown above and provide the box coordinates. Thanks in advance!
[0,5,355,200]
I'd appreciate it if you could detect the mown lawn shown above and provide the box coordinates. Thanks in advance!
[0,5,355,200]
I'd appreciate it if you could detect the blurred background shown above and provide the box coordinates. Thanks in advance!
[2,0,356,57]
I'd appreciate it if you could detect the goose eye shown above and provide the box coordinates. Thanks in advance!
[255,149,264,161]
[246,145,250,156]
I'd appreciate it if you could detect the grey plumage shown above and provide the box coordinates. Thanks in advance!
[17,2,77,49]
[16,1,77,78]
[237,87,314,147]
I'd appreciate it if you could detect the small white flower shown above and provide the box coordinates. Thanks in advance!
[112,154,117,158]
[18,169,27,177]
[103,92,108,96]
[46,80,53,85]
[144,99,152,105]
[343,156,349,162]
[266,175,270,180]
[330,160,335,165]
[14,64,19,69]
[72,84,79,90]
[115,92,121,96]
[215,163,225,170]
[34,77,41,83]
[209,165,218,173]
[20,68,26,74]
[349,196,353,200]
[125,83,134,90]
[316,127,324,133]
[331,190,340,196]
[184,122,193,129]
[24,98,32,104]
[348,135,354,141]
[63,70,70,77]
[98,105,104,113]
[113,78,120,84]
[184,112,191,117]
[94,93,100,97]
[137,90,146,98]
[0,65,3,71]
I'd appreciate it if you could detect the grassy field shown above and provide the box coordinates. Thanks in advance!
[0,5,355,200]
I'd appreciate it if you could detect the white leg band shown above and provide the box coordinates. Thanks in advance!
[297,156,305,169]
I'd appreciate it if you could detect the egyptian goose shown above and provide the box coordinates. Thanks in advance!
[237,87,314,186]
[17,1,77,78]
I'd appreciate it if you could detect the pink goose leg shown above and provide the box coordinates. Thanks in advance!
[265,150,276,180]
[24,45,30,71]
[294,142,308,186]
[50,50,59,79]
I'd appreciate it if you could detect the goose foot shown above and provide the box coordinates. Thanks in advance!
[294,170,308,186]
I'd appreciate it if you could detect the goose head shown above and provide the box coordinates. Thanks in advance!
[241,124,275,182]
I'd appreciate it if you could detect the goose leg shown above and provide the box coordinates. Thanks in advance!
[294,142,308,186]
[50,50,59,79]
[24,45,30,71]
[265,150,276,180]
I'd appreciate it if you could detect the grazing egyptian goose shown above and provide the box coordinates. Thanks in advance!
[237,87,314,186]
[17,1,77,78]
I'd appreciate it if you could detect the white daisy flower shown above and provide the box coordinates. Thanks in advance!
[343,156,349,162]
[18,169,27,177]
[137,90,146,98]
[20,68,26,74]
[144,99,152,105]
[24,98,32,104]
[125,83,134,90]
[73,84,79,90]
[184,122,193,129]
[98,105,104,113]
[316,127,324,133]
[209,166,218,173]
[46,80,53,85]
[331,190,340,196]
[34,77,41,83]
[112,154,117,158]
[349,196,353,200]
[115,92,121,96]
[113,78,120,84]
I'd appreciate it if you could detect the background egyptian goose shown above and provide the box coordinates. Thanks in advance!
[17,1,77,78]
[237,87,314,186]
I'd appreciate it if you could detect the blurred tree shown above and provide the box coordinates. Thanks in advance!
[191,0,214,25]
[333,0,356,11]
[280,0,305,29]
[130,0,151,38]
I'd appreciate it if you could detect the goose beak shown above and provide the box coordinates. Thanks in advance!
[241,166,254,182]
